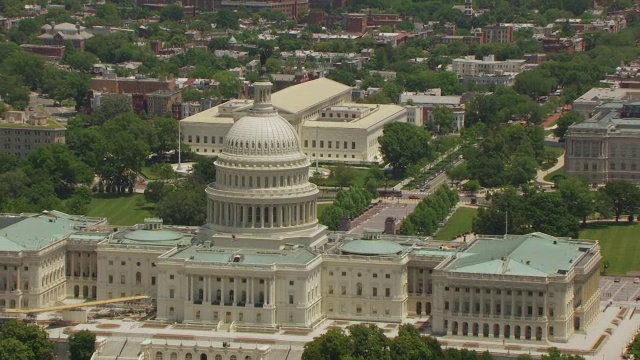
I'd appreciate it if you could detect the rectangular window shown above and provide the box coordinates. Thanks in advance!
[385,288,390,297]
[372,287,377,296]
[344,141,347,149]
[329,285,334,294]
[289,280,294,286]
[169,289,175,298]
[289,295,294,304]
[108,275,113,284]
[170,274,174,280]
[151,276,156,285]
[196,136,200,143]
[351,142,355,150]
[320,141,324,148]
[212,136,216,144]
[203,136,207,143]
[328,141,332,149]
[120,275,126,284]
[385,274,390,279]
[304,140,308,147]
[373,273,377,278]
[341,286,347,295]
[188,135,192,143]
[312,140,316,148]
[336,141,340,149]
[341,272,346,276]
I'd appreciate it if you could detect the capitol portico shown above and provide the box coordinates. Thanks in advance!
[0,75,602,346]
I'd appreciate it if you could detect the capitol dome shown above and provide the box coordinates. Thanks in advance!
[202,74,328,250]
[223,114,301,156]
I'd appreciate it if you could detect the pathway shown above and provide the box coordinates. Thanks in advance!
[536,151,565,185]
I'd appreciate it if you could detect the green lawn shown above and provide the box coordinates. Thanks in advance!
[86,194,153,226]
[434,207,478,241]
[580,222,640,275]
[543,166,565,182]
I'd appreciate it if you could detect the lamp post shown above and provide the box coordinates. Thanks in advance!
[177,119,182,171]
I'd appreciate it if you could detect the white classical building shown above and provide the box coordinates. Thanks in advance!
[0,76,603,347]
[180,78,406,164]
[450,55,525,85]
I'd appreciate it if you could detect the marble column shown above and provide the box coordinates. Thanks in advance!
[233,278,237,305]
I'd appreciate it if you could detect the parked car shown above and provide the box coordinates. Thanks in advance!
[408,195,419,199]
[614,277,621,283]
[634,278,640,284]
[420,188,426,192]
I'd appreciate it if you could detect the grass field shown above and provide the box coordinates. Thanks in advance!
[579,222,640,275]
[434,207,478,241]
[543,166,565,182]
[86,194,153,226]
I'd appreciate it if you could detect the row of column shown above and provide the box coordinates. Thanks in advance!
[185,275,276,307]
[409,268,431,294]
[209,200,316,228]
[0,268,20,292]
[68,251,96,278]
[449,287,548,320]
[568,140,604,158]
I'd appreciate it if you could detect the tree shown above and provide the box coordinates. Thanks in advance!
[429,106,455,134]
[0,320,54,360]
[25,144,93,198]
[92,95,133,125]
[0,338,34,360]
[150,117,178,157]
[154,187,206,225]
[318,205,345,230]
[65,186,93,215]
[602,180,640,222]
[214,71,241,99]
[159,4,184,22]
[190,156,217,184]
[331,165,357,187]
[514,69,557,99]
[378,122,431,174]
[215,10,239,29]
[554,111,583,140]
[558,177,595,224]
[68,330,96,360]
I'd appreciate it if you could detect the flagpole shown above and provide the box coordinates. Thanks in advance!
[177,119,182,170]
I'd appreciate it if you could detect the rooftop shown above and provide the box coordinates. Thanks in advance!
[305,103,406,129]
[0,119,65,129]
[442,232,596,277]
[0,211,106,252]
[168,245,318,265]
[340,238,406,256]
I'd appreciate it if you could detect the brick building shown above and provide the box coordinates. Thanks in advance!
[483,24,514,43]
[147,90,183,118]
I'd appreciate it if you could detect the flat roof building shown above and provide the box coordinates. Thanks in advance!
[0,111,66,157]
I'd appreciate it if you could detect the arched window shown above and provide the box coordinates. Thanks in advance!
[135,272,141,285]
[242,176,245,187]
[170,353,178,360]
[185,354,193,360]
[200,354,207,360]
[245,356,252,360]
[155,352,163,360]
[215,355,222,360]
[230,356,237,360]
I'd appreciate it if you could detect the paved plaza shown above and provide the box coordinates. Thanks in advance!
[601,276,640,303]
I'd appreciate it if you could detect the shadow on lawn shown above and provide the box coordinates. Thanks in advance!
[582,221,637,230]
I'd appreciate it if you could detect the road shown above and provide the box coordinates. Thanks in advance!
[601,276,640,303]
[28,92,75,124]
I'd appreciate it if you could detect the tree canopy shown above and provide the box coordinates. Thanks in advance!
[378,122,431,174]
[0,320,55,360]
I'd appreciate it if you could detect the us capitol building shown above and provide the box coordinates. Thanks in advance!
[0,76,602,346]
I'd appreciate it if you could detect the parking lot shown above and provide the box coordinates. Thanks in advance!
[600,276,640,302]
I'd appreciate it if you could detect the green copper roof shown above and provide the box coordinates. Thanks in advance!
[340,239,406,256]
[445,232,593,277]
[0,211,105,251]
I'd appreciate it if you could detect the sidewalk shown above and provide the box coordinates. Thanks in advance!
[536,151,565,185]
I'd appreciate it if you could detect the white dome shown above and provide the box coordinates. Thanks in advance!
[223,113,301,156]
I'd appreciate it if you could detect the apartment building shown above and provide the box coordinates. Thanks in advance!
[0,112,65,157]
